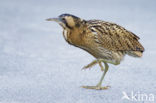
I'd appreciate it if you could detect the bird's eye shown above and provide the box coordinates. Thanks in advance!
[62,18,65,21]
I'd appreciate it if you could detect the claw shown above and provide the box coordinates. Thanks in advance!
[81,65,91,70]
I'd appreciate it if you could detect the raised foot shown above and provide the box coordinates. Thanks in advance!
[81,85,111,90]
[81,65,91,70]
[81,60,98,70]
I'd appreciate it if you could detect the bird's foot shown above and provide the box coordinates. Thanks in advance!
[81,85,111,90]
[81,65,91,70]
[81,60,98,70]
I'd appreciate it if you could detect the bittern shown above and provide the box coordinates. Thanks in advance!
[46,14,144,90]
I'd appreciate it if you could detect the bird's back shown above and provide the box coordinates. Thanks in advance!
[86,20,144,58]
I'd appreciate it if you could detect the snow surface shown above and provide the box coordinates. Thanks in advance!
[0,0,156,103]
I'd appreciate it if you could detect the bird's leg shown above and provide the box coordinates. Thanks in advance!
[99,59,120,65]
[81,62,110,90]
[98,61,104,71]
[96,62,109,87]
[82,60,98,70]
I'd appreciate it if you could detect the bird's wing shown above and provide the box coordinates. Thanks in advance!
[87,20,144,52]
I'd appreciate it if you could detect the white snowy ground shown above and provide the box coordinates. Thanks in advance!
[0,0,156,103]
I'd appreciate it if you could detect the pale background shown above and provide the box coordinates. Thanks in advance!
[0,0,156,103]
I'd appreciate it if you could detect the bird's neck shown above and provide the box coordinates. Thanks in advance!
[63,26,86,47]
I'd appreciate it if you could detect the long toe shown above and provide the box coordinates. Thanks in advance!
[81,66,89,70]
[100,85,111,90]
[81,85,111,90]
[81,86,97,89]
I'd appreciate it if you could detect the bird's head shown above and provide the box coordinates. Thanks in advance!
[46,14,85,29]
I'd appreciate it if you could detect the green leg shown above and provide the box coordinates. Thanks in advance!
[81,62,110,90]
[96,62,108,86]
[98,61,104,71]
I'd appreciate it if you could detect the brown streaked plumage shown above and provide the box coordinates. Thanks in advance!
[46,14,145,90]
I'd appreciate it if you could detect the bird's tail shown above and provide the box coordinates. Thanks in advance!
[126,51,143,57]
[126,40,145,57]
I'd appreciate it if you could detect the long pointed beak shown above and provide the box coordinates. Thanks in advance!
[46,18,60,22]
[46,17,65,28]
